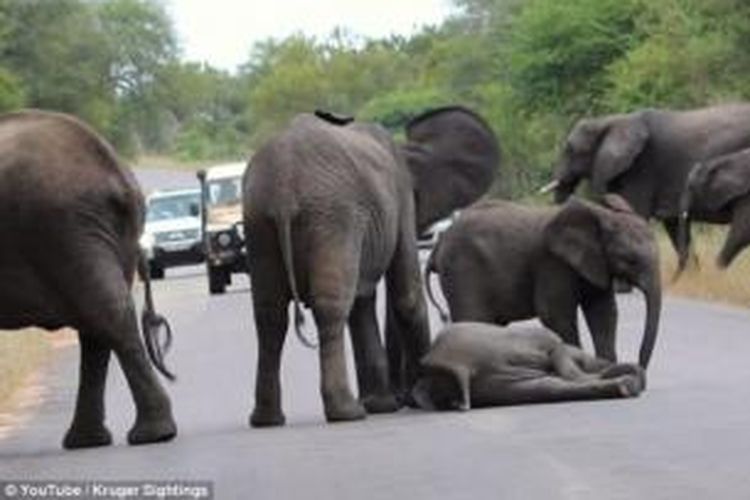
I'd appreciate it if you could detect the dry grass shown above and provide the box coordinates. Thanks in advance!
[660,224,750,307]
[0,329,52,412]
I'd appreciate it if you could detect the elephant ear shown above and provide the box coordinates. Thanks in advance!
[402,106,500,234]
[545,199,611,289]
[590,116,649,194]
[700,151,750,212]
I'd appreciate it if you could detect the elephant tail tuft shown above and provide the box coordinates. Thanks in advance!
[425,248,450,324]
[277,214,317,349]
[137,249,176,381]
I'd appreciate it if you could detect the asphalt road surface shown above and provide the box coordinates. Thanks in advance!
[2,169,750,499]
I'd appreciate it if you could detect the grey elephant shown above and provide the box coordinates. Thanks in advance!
[426,195,661,368]
[676,147,750,273]
[545,104,750,256]
[0,110,176,449]
[412,322,646,411]
[244,106,499,426]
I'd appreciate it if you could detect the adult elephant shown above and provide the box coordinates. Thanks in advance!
[0,110,176,449]
[677,148,750,273]
[244,106,499,426]
[412,323,645,411]
[426,195,661,368]
[544,104,750,256]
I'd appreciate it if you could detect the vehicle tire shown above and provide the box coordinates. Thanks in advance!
[149,262,165,280]
[208,265,227,295]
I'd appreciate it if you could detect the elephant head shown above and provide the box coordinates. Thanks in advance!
[544,195,662,368]
[401,106,500,234]
[550,113,649,204]
[677,148,750,272]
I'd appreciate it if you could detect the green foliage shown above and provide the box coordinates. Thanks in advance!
[2,0,750,191]
[506,0,642,114]
[0,67,24,111]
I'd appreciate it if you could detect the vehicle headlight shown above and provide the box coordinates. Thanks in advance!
[139,232,155,249]
[217,232,232,248]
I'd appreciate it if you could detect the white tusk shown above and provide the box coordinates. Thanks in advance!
[538,179,560,194]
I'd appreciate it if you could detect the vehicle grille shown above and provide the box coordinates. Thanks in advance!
[154,229,200,244]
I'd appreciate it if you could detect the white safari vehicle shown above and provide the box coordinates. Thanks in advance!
[140,188,203,279]
[197,162,247,294]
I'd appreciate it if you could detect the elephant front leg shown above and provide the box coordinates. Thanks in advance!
[63,335,113,449]
[581,289,618,362]
[535,274,581,348]
[348,295,399,414]
[718,197,750,268]
[385,243,431,402]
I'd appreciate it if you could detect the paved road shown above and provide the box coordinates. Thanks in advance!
[2,170,750,499]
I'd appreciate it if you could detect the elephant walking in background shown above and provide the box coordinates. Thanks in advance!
[244,107,499,426]
[546,104,750,257]
[677,148,750,273]
[0,110,176,449]
[426,195,661,368]
[412,323,646,411]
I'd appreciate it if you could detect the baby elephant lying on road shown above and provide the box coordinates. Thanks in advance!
[412,323,646,411]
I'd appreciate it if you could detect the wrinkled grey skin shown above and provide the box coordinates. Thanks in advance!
[426,195,661,368]
[244,107,499,426]
[552,104,750,257]
[0,110,176,449]
[677,148,750,274]
[412,323,646,411]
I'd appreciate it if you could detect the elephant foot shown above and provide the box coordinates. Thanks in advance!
[362,393,400,414]
[127,414,177,446]
[616,374,645,398]
[601,363,647,390]
[63,424,113,449]
[324,395,366,423]
[250,407,286,428]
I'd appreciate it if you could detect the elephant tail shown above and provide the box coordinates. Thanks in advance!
[277,214,317,349]
[137,249,176,381]
[425,248,450,323]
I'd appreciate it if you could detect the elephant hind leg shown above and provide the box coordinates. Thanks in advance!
[348,294,398,414]
[71,258,175,446]
[309,238,365,423]
[470,373,643,408]
[63,335,112,449]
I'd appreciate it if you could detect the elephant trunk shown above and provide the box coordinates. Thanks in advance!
[552,168,580,204]
[675,178,694,279]
[636,270,662,369]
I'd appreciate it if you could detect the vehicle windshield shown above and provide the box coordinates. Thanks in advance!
[146,193,201,222]
[207,177,242,206]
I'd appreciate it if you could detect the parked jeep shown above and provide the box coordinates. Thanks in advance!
[197,162,247,294]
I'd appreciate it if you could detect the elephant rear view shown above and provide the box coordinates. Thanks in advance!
[243,107,499,426]
[0,110,176,449]
[426,195,661,368]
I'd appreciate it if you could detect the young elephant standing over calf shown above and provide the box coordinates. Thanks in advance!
[244,107,499,426]
[412,322,645,411]
[0,110,175,449]
[426,195,661,368]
